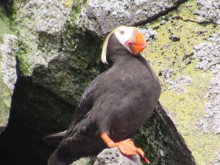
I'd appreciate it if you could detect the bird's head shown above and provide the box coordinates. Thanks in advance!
[101,26,147,64]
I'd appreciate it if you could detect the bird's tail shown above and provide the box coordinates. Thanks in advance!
[48,149,67,165]
[48,136,107,165]
[44,131,67,145]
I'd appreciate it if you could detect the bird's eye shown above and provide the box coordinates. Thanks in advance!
[119,30,124,35]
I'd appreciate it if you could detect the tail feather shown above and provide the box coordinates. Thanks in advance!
[48,149,67,165]
[46,120,107,164]
[44,131,67,145]
[48,137,106,165]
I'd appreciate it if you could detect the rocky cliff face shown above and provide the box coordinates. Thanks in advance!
[0,0,219,165]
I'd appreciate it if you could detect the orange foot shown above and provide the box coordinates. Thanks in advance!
[101,132,150,164]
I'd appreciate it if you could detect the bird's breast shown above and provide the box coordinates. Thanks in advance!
[90,59,161,142]
[99,70,160,141]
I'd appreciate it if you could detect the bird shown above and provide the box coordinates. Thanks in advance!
[44,26,161,165]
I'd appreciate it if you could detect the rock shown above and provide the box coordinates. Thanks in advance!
[70,147,142,165]
[9,0,102,105]
[0,3,17,132]
[0,34,17,133]
[196,0,220,24]
[77,0,187,37]
[70,156,96,165]
[143,1,220,164]
[133,103,196,165]
[193,33,220,164]
[94,147,143,165]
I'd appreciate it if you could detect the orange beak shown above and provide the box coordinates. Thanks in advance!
[126,29,147,55]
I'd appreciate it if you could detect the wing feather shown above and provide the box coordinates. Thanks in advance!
[63,71,107,139]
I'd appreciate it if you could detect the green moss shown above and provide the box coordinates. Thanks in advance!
[141,0,220,164]
[0,64,11,126]
[16,39,34,75]
[7,0,17,27]
[0,5,14,125]
[33,21,103,104]
[72,0,87,22]
[0,77,11,125]
[0,5,13,39]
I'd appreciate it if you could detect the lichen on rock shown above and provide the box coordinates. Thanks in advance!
[0,4,17,131]
[200,71,220,165]
[194,33,220,164]
[142,0,220,164]
[14,0,73,76]
[1,34,18,90]
[196,0,220,24]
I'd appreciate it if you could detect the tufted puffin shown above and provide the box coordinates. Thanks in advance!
[45,26,161,165]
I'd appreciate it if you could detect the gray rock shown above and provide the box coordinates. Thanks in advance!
[70,148,143,165]
[0,5,18,129]
[15,0,73,76]
[194,33,220,71]
[94,147,143,165]
[1,34,18,91]
[17,0,72,34]
[70,156,96,165]
[133,103,196,165]
[160,68,192,95]
[194,33,220,136]
[196,0,220,24]
[193,33,220,164]
[12,0,101,105]
[77,0,187,37]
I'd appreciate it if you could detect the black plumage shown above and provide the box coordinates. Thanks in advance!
[45,27,161,165]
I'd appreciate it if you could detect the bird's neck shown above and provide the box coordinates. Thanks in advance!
[107,49,138,65]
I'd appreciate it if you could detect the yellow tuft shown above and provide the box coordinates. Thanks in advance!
[101,26,126,64]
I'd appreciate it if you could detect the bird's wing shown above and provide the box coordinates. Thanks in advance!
[44,71,107,143]
[63,71,107,139]
[78,71,106,116]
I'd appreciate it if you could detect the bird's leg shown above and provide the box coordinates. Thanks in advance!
[101,132,150,164]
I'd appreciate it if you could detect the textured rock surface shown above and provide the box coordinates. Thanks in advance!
[142,1,220,164]
[194,33,220,164]
[69,147,142,165]
[196,0,220,24]
[14,0,102,105]
[70,156,95,165]
[77,0,187,37]
[133,103,196,165]
[94,147,142,165]
[0,3,17,132]
[0,0,219,165]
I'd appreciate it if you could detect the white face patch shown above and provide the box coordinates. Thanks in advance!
[114,26,134,53]
[101,26,141,64]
